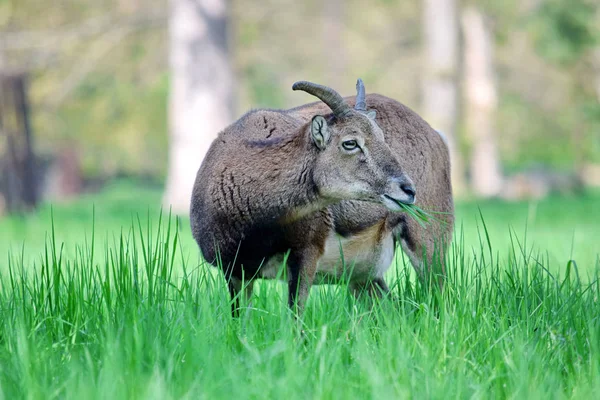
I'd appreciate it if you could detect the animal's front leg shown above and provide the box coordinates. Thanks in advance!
[287,247,320,315]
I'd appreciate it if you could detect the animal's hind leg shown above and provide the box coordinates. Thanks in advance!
[228,277,255,317]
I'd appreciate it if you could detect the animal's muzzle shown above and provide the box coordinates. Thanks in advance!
[382,177,416,207]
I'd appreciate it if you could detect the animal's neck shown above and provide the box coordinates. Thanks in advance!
[247,126,328,224]
[281,133,336,223]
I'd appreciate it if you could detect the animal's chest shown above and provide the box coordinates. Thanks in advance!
[259,222,395,283]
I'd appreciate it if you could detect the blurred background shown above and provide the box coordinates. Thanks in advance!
[1,0,599,216]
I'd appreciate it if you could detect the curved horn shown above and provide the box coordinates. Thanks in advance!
[355,78,366,111]
[292,81,352,117]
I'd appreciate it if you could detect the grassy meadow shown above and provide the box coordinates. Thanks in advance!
[1,181,599,399]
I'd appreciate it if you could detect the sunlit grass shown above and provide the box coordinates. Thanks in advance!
[0,183,599,398]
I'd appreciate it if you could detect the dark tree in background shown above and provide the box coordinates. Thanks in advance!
[0,72,37,215]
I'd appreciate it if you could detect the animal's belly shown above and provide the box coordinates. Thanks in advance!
[258,223,395,284]
[316,227,394,283]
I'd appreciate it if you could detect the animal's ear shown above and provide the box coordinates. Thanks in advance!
[310,115,330,150]
[366,110,377,120]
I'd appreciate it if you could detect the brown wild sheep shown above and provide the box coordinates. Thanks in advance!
[190,79,454,316]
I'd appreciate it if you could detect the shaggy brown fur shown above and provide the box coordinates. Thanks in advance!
[291,94,454,278]
[190,81,453,316]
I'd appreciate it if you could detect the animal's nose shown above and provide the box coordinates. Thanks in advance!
[401,183,416,199]
[400,183,417,203]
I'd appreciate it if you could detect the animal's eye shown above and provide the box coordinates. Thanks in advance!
[342,140,358,151]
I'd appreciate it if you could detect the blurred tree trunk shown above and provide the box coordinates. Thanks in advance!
[461,7,503,197]
[0,72,38,214]
[324,0,345,90]
[593,49,600,103]
[164,0,234,214]
[118,0,139,14]
[0,53,4,216]
[422,0,464,194]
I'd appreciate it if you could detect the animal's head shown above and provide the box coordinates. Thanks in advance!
[293,79,416,210]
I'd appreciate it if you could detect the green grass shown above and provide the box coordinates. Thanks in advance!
[1,181,599,399]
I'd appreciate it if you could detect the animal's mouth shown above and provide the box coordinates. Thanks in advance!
[382,194,416,211]
[380,179,416,209]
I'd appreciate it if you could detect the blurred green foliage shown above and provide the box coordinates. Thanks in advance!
[51,71,169,178]
[1,0,599,180]
[527,0,599,166]
[530,0,597,66]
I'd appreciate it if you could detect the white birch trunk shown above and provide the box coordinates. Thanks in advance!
[422,0,464,193]
[164,0,234,213]
[462,7,503,197]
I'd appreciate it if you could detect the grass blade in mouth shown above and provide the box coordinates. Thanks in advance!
[392,200,440,228]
